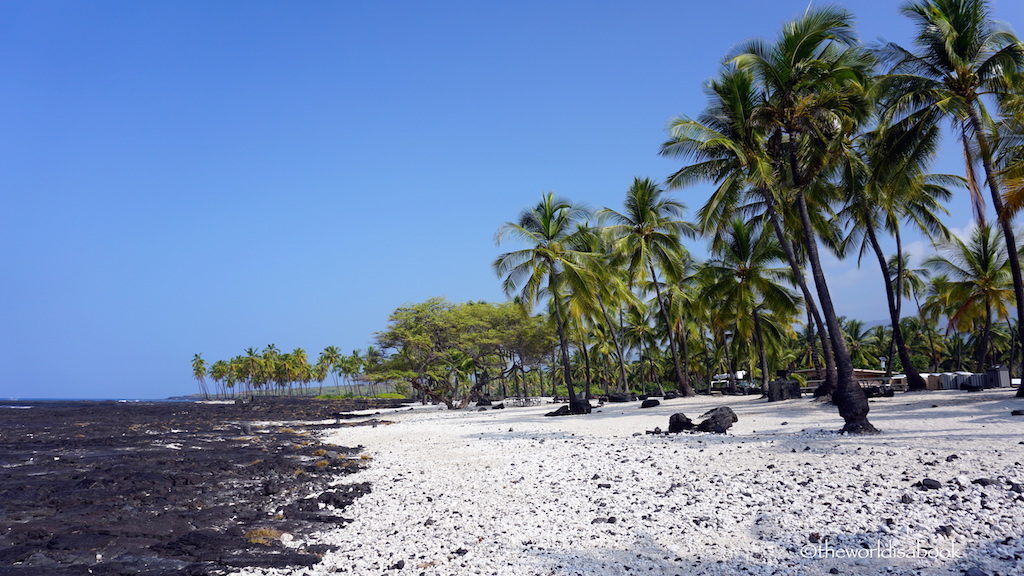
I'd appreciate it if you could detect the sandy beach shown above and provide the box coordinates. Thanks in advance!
[234,391,1024,576]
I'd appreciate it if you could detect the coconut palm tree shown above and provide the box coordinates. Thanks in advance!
[701,219,800,394]
[576,226,636,393]
[318,345,343,395]
[601,178,695,396]
[888,254,942,371]
[730,6,877,432]
[659,64,842,397]
[839,121,956,390]
[192,353,209,399]
[494,193,593,412]
[879,0,1024,376]
[925,225,1014,369]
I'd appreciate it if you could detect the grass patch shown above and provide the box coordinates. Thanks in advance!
[245,528,284,546]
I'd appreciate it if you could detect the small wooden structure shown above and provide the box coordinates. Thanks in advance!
[793,368,907,393]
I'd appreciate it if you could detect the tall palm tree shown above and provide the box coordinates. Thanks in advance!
[601,178,695,396]
[494,193,593,412]
[889,254,941,370]
[660,65,842,397]
[318,346,343,394]
[839,121,955,390]
[701,219,799,394]
[577,226,636,393]
[191,353,209,399]
[879,0,1024,376]
[925,225,1014,370]
[731,7,877,432]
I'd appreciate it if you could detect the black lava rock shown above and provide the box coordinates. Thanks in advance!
[668,413,694,433]
[696,407,738,433]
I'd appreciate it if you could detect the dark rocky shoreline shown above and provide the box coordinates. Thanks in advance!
[0,398,406,575]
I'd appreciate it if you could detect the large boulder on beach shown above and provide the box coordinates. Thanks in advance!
[570,398,592,414]
[668,413,694,433]
[544,399,592,416]
[606,393,635,403]
[640,399,660,409]
[696,407,738,433]
[767,380,802,402]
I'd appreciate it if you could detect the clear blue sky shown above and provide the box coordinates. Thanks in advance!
[3,1,1021,399]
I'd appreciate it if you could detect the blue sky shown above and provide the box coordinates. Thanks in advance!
[3,1,1021,399]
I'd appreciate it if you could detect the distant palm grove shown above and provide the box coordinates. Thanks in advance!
[194,1,1024,434]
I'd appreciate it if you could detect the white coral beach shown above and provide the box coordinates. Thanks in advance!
[235,390,1024,576]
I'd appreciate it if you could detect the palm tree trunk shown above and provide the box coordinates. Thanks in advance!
[596,293,630,394]
[765,201,837,395]
[979,302,993,371]
[914,294,938,372]
[805,307,823,383]
[649,263,693,396]
[753,308,770,395]
[865,219,926,391]
[789,139,874,432]
[549,271,582,409]
[965,109,1024,396]
[581,339,593,399]
[680,322,691,392]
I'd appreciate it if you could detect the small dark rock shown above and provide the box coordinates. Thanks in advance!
[597,483,611,489]
[492,403,505,410]
[964,568,990,576]
[389,559,406,570]
[454,548,468,556]
[919,478,942,490]
[901,493,913,504]
[544,405,571,417]
[1011,410,1024,416]
[606,516,617,524]
[972,478,998,487]
[591,517,606,524]
[640,399,660,409]
[945,454,959,462]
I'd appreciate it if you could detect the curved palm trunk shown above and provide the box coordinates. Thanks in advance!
[765,202,838,395]
[596,293,630,393]
[806,307,824,384]
[753,308,770,395]
[964,109,1024,397]
[865,219,927,391]
[649,263,694,396]
[795,189,874,432]
[787,136,874,433]
[549,270,585,412]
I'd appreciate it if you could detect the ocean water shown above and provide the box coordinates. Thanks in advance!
[1,398,194,409]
